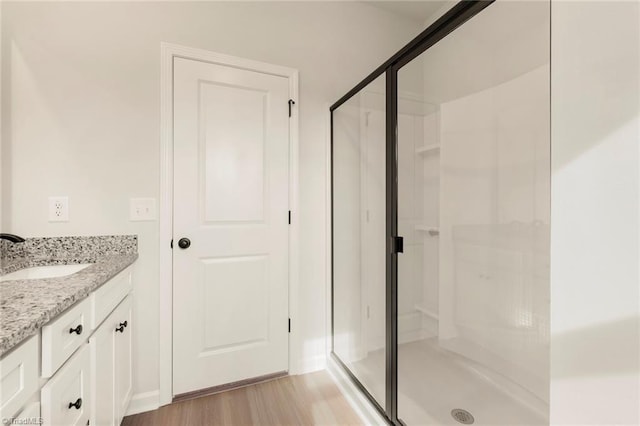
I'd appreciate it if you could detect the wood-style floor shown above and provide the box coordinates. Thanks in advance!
[122,371,364,426]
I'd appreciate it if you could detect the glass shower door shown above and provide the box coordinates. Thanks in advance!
[332,75,387,411]
[395,1,550,425]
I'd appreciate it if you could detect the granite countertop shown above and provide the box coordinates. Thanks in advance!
[0,253,138,357]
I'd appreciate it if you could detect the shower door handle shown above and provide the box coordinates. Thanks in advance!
[391,236,404,254]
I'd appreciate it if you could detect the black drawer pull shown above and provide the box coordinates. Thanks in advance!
[69,324,83,335]
[116,324,125,333]
[119,321,128,328]
[68,398,82,410]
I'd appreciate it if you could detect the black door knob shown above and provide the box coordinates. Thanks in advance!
[178,238,191,249]
[68,398,82,410]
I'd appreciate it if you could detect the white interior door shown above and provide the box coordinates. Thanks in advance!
[172,56,290,396]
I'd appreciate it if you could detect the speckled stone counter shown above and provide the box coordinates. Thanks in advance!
[0,236,138,357]
[1,235,137,275]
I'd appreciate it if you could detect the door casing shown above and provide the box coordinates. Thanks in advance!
[159,42,299,406]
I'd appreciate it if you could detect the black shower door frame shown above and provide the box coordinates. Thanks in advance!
[330,1,494,425]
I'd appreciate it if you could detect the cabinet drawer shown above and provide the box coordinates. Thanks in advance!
[0,335,39,419]
[41,344,91,426]
[42,298,91,378]
[91,267,132,329]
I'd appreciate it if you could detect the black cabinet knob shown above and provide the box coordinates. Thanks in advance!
[119,321,128,328]
[68,398,82,410]
[69,324,83,335]
[178,238,191,249]
[116,325,125,333]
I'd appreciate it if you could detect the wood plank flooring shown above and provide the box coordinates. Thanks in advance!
[122,371,364,426]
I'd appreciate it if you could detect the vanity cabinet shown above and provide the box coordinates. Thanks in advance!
[0,265,134,426]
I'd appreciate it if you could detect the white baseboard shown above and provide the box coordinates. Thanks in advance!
[326,357,388,426]
[293,353,327,375]
[125,390,160,416]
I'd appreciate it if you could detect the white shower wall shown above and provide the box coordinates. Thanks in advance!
[398,101,429,344]
[438,64,550,402]
[395,3,551,422]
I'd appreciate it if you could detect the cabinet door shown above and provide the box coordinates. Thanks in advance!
[114,295,132,425]
[0,335,39,419]
[89,309,117,426]
[41,344,91,426]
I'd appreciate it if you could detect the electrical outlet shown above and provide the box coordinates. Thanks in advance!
[48,196,69,222]
[130,198,156,221]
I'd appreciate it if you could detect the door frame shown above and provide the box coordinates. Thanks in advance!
[159,42,299,406]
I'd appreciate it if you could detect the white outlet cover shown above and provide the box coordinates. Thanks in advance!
[130,198,156,221]
[48,196,69,222]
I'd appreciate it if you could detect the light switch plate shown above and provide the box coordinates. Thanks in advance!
[48,196,69,222]
[130,198,156,221]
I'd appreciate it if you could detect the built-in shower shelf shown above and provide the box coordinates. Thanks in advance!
[416,144,440,155]
[416,225,439,236]
[415,304,439,320]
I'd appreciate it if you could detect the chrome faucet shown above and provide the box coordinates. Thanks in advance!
[0,233,26,243]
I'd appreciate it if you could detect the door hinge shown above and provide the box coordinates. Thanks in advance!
[288,210,291,225]
[391,236,404,254]
[288,99,295,117]
[288,318,291,333]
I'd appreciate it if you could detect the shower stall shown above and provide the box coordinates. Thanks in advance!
[331,1,550,425]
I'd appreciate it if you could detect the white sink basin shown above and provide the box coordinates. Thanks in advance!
[0,264,92,282]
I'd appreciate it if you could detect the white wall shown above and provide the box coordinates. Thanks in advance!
[551,1,640,424]
[0,1,421,408]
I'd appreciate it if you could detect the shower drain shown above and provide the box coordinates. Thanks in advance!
[451,409,475,424]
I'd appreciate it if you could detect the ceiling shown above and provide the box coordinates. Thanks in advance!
[365,1,450,24]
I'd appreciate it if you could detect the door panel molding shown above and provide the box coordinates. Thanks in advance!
[160,42,299,406]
